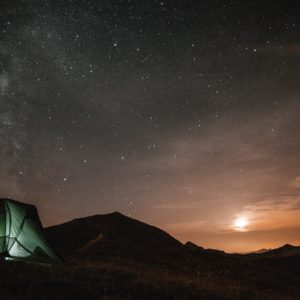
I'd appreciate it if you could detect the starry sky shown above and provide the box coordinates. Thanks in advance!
[1,0,300,252]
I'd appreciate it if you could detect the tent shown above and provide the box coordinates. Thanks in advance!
[0,198,61,264]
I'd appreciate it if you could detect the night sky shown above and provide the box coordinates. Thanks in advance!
[1,0,300,252]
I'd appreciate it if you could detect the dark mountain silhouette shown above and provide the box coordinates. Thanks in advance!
[45,212,201,268]
[239,244,300,259]
[258,244,300,258]
[46,212,300,265]
[184,241,204,251]
[185,241,226,255]
[244,248,272,254]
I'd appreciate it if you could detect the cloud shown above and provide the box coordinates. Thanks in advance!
[290,176,300,188]
[234,196,300,232]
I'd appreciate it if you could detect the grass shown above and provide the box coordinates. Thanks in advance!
[1,255,300,300]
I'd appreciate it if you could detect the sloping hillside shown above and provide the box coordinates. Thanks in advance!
[46,212,195,268]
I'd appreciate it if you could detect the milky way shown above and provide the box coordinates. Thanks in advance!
[1,1,300,251]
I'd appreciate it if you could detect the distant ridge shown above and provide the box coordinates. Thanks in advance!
[45,212,300,266]
[261,244,300,258]
[185,241,225,255]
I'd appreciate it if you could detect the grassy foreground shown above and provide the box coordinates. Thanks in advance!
[1,255,300,300]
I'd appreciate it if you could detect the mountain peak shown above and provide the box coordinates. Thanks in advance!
[46,212,187,266]
[281,243,295,249]
[185,241,204,251]
[106,211,125,217]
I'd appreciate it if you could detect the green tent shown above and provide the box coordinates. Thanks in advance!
[0,198,61,264]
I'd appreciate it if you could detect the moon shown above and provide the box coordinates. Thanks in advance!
[233,216,248,231]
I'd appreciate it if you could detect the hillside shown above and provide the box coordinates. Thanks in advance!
[1,211,300,299]
[45,212,196,267]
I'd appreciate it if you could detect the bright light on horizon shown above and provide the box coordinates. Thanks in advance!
[233,216,249,231]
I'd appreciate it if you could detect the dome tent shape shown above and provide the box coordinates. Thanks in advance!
[0,198,61,263]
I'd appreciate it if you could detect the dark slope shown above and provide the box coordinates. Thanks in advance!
[46,212,300,265]
[259,244,300,258]
[242,244,300,260]
[46,212,195,267]
[185,241,226,255]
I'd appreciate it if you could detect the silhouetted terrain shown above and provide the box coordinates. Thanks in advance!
[1,212,300,299]
[46,212,190,268]
[258,244,300,258]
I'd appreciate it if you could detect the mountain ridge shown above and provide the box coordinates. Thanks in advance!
[45,211,194,268]
[45,212,300,264]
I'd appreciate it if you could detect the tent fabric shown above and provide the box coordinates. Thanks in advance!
[0,198,61,264]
